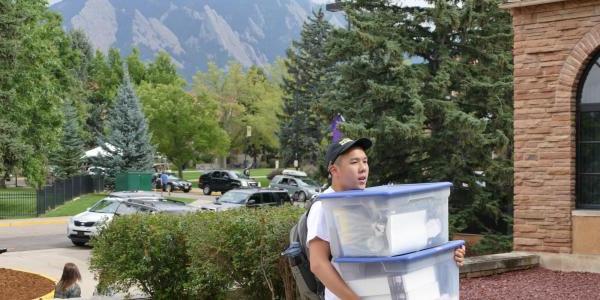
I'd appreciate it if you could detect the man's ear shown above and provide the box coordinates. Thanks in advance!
[329,164,338,177]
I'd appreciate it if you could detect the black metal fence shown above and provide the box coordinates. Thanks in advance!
[0,190,37,219]
[0,175,104,219]
[36,175,104,216]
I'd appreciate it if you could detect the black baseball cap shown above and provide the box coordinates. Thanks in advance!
[325,137,372,169]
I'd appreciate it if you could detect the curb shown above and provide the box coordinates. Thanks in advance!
[0,217,69,228]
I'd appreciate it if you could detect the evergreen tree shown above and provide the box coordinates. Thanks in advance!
[319,0,513,234]
[68,29,94,81]
[280,9,333,168]
[53,102,84,179]
[94,73,155,183]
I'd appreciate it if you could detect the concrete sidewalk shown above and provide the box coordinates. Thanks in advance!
[0,247,96,297]
[0,216,70,228]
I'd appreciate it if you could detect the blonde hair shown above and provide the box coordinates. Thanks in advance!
[56,262,81,292]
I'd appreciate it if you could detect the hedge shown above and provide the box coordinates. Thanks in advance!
[90,205,305,299]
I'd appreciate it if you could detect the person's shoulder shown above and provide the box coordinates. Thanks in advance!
[307,200,323,219]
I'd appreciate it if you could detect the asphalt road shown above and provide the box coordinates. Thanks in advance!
[0,223,74,252]
[0,194,217,253]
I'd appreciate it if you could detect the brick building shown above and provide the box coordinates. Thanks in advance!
[503,0,600,271]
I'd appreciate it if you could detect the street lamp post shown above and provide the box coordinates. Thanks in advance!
[244,125,252,170]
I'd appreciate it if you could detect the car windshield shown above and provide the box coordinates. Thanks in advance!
[89,199,120,213]
[167,175,181,181]
[300,178,319,187]
[217,191,249,204]
[230,172,249,179]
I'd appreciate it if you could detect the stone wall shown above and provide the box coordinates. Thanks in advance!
[512,0,600,253]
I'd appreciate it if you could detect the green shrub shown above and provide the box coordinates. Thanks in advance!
[469,233,513,256]
[90,205,304,299]
[90,214,192,299]
[185,205,304,299]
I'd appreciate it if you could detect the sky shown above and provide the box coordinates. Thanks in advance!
[311,0,429,6]
[49,0,429,6]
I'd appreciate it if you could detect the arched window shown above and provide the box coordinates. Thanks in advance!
[577,53,600,208]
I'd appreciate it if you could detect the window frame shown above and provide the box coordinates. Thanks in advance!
[577,51,600,209]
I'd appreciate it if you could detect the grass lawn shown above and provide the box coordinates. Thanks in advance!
[180,171,202,181]
[1,187,35,192]
[0,189,37,219]
[42,193,107,217]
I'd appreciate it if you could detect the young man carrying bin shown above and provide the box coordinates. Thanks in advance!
[307,137,466,300]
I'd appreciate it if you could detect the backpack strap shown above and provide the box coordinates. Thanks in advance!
[299,195,320,252]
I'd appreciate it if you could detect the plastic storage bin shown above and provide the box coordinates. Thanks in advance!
[320,182,452,257]
[334,240,464,300]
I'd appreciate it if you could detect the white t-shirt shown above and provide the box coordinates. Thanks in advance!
[306,187,340,300]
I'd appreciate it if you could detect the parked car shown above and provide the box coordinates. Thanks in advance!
[152,173,192,193]
[198,170,259,195]
[67,197,198,246]
[199,188,290,212]
[86,166,107,176]
[109,191,163,199]
[269,172,323,202]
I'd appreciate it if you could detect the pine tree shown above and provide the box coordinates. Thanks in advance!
[320,0,513,234]
[94,73,155,183]
[320,0,426,181]
[280,9,333,168]
[53,102,84,179]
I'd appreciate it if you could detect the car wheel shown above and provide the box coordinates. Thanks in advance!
[183,188,190,193]
[297,192,307,202]
[169,184,175,193]
[72,241,86,246]
[203,185,211,195]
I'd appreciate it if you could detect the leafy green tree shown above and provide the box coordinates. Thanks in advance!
[146,51,182,86]
[85,48,124,146]
[138,83,229,178]
[126,48,146,85]
[193,61,283,168]
[0,119,31,188]
[0,0,72,187]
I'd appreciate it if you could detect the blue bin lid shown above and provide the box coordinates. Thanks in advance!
[334,240,465,263]
[319,182,452,200]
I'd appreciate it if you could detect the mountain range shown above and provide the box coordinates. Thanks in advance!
[50,0,345,81]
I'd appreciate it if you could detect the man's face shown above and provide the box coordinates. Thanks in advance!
[330,147,369,191]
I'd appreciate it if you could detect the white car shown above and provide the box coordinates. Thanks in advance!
[67,196,197,246]
[67,198,121,246]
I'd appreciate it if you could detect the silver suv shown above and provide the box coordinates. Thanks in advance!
[269,174,323,202]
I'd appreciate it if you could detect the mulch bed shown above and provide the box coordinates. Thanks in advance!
[0,268,55,300]
[460,267,600,299]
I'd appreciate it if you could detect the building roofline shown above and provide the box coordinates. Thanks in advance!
[500,0,567,9]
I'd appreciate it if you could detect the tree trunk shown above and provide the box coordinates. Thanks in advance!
[178,167,183,179]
